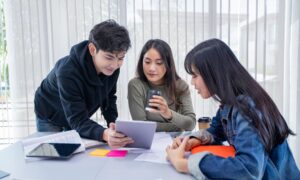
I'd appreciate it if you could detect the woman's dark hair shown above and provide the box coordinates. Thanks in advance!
[184,38,294,152]
[137,39,185,108]
[89,19,131,52]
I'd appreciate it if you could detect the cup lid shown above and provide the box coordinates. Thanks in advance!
[197,117,211,123]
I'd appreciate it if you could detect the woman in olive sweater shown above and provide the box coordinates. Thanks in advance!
[128,39,196,132]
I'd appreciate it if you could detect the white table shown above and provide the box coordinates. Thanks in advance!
[0,133,195,180]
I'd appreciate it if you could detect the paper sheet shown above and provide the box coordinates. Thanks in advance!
[81,138,106,148]
[134,132,173,164]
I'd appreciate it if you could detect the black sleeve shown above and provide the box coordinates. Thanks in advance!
[57,76,106,141]
[101,81,118,127]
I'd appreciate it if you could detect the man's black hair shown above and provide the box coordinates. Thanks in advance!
[89,19,131,53]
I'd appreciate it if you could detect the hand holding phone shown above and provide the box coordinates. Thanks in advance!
[145,89,162,111]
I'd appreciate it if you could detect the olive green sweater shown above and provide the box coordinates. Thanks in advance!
[128,77,196,132]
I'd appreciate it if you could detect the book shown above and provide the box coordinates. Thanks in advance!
[191,145,236,158]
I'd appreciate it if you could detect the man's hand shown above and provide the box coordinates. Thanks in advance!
[103,122,134,149]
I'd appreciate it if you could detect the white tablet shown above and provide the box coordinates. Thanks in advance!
[116,120,157,149]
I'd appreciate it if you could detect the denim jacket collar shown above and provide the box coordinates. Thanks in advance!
[220,95,256,122]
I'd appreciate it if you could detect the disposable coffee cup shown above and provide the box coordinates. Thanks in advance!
[198,117,211,130]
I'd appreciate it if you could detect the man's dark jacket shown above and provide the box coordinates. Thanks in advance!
[34,40,119,141]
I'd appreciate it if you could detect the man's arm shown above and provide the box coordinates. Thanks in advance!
[101,72,119,126]
[57,76,106,141]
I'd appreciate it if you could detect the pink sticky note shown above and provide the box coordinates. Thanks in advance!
[106,150,128,157]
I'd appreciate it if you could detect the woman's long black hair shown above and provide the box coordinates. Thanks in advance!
[136,39,186,109]
[184,38,294,152]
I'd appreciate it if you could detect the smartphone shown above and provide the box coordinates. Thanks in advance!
[26,143,81,159]
[145,89,162,111]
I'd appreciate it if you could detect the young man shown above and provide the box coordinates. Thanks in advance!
[34,20,133,149]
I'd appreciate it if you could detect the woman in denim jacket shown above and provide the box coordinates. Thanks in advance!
[166,39,300,179]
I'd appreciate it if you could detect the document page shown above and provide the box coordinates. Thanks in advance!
[81,138,106,148]
[134,132,173,164]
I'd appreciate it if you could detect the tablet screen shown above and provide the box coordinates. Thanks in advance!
[26,143,81,159]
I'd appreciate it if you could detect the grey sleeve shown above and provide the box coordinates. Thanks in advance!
[190,130,215,145]
[156,122,181,132]
[127,80,147,120]
[187,152,211,180]
[169,89,196,130]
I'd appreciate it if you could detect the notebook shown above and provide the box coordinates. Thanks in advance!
[191,145,236,158]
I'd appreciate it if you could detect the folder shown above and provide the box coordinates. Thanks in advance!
[191,145,236,158]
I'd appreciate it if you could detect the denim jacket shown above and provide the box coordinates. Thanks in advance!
[188,97,300,180]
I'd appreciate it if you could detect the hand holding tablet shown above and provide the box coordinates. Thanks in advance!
[116,120,157,149]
